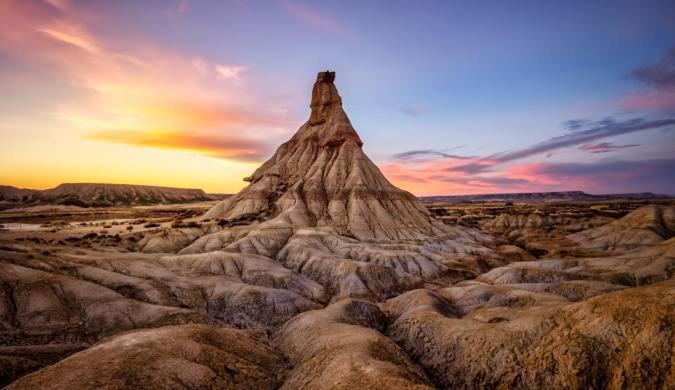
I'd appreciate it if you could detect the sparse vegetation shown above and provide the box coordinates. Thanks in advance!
[171,220,200,228]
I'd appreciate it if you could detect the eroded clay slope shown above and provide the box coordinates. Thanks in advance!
[383,280,675,389]
[6,324,287,390]
[569,204,675,251]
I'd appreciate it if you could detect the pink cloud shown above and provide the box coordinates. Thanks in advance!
[578,143,640,153]
[0,0,293,161]
[621,89,675,112]
[381,150,675,196]
[282,0,347,33]
[215,65,247,83]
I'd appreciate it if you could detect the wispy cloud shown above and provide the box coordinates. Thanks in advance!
[578,142,640,153]
[485,117,674,165]
[506,158,675,195]
[169,0,191,15]
[44,0,69,11]
[623,46,675,112]
[631,47,675,90]
[215,65,247,83]
[282,0,346,33]
[383,157,675,196]
[87,129,269,161]
[0,0,292,161]
[385,115,675,195]
[399,105,428,117]
[392,149,473,160]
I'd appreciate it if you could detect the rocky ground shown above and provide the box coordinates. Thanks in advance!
[1,72,673,389]
[1,199,672,388]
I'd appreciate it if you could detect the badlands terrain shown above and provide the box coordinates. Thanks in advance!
[0,72,673,389]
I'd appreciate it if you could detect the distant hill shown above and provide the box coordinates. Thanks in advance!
[0,183,231,209]
[0,185,40,203]
[419,191,671,203]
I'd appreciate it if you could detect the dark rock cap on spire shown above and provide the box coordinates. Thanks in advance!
[316,71,336,82]
[310,71,342,125]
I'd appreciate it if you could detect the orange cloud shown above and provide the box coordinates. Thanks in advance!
[0,0,293,155]
[0,0,298,193]
[39,21,101,54]
[87,129,270,161]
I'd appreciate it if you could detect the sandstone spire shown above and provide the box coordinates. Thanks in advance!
[167,72,492,302]
[203,71,448,241]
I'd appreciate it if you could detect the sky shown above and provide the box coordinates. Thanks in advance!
[1,0,674,196]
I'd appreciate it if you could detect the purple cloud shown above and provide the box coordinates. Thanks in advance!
[631,46,675,90]
[399,105,429,117]
[524,158,675,194]
[578,142,640,153]
[393,149,473,160]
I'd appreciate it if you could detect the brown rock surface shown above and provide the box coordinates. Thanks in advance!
[7,324,287,390]
[198,71,476,241]
[569,204,675,252]
[274,299,432,389]
[383,280,675,389]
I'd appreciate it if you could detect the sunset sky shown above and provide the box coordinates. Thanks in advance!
[1,0,674,195]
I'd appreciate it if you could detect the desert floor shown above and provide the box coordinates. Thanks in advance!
[1,198,673,388]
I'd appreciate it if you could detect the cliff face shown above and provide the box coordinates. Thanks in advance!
[204,72,447,241]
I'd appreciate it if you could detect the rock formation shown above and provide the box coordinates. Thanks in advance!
[383,280,674,389]
[150,71,495,300]
[201,71,452,241]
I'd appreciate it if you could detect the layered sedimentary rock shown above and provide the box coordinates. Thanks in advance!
[144,72,495,301]
[198,72,470,241]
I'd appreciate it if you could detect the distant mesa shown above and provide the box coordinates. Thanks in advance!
[0,183,230,209]
[420,191,670,204]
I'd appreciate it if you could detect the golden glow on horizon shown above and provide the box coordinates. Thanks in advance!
[0,0,292,193]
